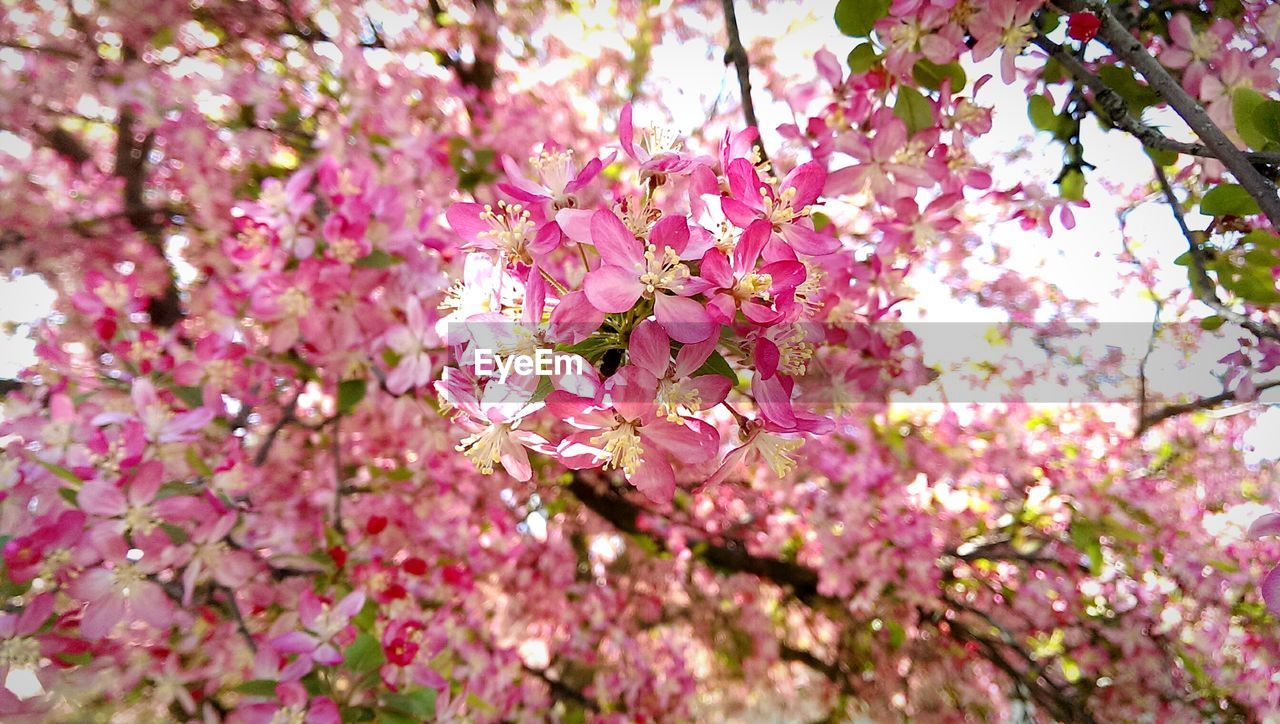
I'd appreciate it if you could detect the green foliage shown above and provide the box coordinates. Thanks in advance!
[912,59,965,91]
[834,0,890,37]
[337,379,367,414]
[847,42,880,74]
[894,86,932,135]
[1200,183,1260,217]
[344,632,386,673]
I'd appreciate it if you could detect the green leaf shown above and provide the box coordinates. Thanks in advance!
[173,385,205,408]
[1199,315,1225,331]
[354,250,401,268]
[235,679,279,697]
[834,0,890,37]
[39,460,82,485]
[382,688,438,720]
[693,350,737,385]
[1027,95,1059,134]
[893,86,932,135]
[352,598,378,632]
[186,447,213,477]
[337,379,367,414]
[912,59,965,91]
[1059,168,1086,202]
[1254,100,1280,144]
[1201,183,1261,217]
[1097,65,1159,113]
[846,42,880,74]
[1069,520,1104,576]
[344,632,385,673]
[1146,146,1178,167]
[1232,88,1269,150]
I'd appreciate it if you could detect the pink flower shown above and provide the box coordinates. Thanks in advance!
[385,297,440,395]
[967,0,1039,84]
[581,210,715,344]
[721,159,838,256]
[617,103,712,181]
[270,590,366,680]
[91,378,213,444]
[1163,14,1232,95]
[434,366,551,481]
[498,148,607,213]
[547,362,720,503]
[229,681,340,724]
[68,536,174,640]
[700,219,807,325]
[625,320,733,422]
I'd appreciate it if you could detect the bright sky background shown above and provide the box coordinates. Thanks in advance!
[1,1,1276,457]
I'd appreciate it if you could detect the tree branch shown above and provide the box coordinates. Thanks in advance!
[1031,35,1280,167]
[1052,0,1280,228]
[1150,159,1280,343]
[720,0,768,168]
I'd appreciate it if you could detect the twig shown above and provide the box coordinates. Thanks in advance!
[220,585,258,653]
[1137,379,1280,434]
[331,416,345,535]
[1150,160,1280,342]
[720,0,769,167]
[1031,35,1280,167]
[253,393,301,466]
[1052,0,1280,228]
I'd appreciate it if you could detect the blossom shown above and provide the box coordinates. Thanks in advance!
[721,159,838,256]
[270,590,366,680]
[385,297,440,394]
[581,210,715,343]
[547,363,719,503]
[617,103,712,180]
[68,536,174,640]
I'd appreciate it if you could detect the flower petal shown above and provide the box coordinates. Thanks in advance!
[628,320,670,379]
[590,209,643,267]
[654,294,715,344]
[584,266,644,313]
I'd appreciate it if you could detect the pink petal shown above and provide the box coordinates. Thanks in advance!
[721,197,762,228]
[272,631,321,654]
[641,417,718,462]
[78,481,127,517]
[673,336,718,377]
[1263,565,1280,615]
[779,222,839,256]
[649,215,690,256]
[654,294,715,344]
[726,158,765,209]
[689,374,732,409]
[782,162,826,209]
[445,203,488,241]
[590,210,643,267]
[755,338,780,379]
[699,250,734,288]
[761,260,807,290]
[628,456,675,504]
[565,157,604,193]
[734,219,772,270]
[548,291,605,344]
[619,103,637,159]
[584,266,644,313]
[628,320,671,379]
[80,592,127,640]
[554,208,594,243]
[1248,513,1280,539]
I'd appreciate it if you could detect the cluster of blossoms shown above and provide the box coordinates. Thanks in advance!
[1,0,1280,721]
[435,107,851,503]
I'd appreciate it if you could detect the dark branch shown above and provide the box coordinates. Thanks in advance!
[720,0,768,167]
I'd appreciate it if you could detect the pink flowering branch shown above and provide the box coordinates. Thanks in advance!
[720,0,768,167]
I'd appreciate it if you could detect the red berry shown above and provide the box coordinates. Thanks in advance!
[327,545,348,568]
[1067,12,1101,42]
[402,557,428,575]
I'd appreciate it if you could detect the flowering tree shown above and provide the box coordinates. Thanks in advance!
[2,0,1280,720]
